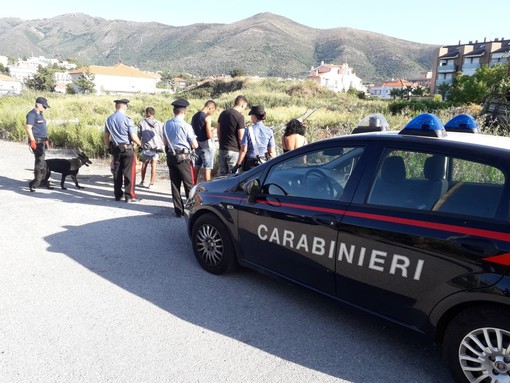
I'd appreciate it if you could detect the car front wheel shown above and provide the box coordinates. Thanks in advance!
[443,306,510,383]
[191,214,236,275]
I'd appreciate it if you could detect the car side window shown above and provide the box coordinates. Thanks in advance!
[262,146,364,201]
[367,149,506,220]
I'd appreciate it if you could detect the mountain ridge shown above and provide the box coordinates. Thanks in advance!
[0,12,439,82]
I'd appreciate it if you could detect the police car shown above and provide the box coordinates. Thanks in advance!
[185,113,510,383]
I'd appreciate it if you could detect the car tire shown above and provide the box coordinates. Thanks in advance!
[442,305,510,383]
[191,214,236,275]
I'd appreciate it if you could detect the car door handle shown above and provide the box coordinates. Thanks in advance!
[312,214,338,227]
[451,237,499,257]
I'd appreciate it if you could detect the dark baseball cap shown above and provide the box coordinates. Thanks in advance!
[114,98,130,105]
[248,105,265,115]
[171,98,190,107]
[35,97,50,108]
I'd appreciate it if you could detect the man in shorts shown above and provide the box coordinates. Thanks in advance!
[217,95,248,175]
[138,107,165,189]
[191,100,217,183]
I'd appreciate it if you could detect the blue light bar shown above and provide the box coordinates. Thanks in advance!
[444,114,479,133]
[399,113,447,137]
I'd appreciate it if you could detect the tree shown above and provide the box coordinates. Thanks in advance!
[66,83,77,94]
[24,65,56,92]
[447,64,508,104]
[411,86,427,96]
[390,88,406,100]
[0,63,8,75]
[230,68,245,78]
[403,85,414,100]
[66,57,83,68]
[73,67,96,94]
[436,82,451,101]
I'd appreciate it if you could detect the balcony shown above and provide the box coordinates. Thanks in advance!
[437,64,456,73]
[462,62,480,70]
[489,60,508,67]
[435,79,452,87]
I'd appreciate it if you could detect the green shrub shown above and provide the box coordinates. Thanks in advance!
[2,79,504,160]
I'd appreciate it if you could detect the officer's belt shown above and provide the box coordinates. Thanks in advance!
[114,143,133,149]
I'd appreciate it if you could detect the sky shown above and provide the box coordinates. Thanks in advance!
[1,0,508,45]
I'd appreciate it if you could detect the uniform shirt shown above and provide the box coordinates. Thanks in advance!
[138,117,165,151]
[26,109,47,138]
[164,116,196,152]
[217,108,245,152]
[241,122,275,159]
[104,111,136,145]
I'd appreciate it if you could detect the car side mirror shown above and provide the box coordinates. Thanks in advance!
[242,179,261,204]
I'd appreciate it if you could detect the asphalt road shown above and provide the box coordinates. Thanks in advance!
[0,139,453,382]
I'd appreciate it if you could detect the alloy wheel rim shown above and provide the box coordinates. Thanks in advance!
[459,327,510,383]
[196,224,224,266]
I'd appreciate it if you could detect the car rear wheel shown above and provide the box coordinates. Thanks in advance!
[443,306,510,383]
[191,214,236,275]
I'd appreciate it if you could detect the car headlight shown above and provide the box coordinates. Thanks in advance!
[188,184,198,201]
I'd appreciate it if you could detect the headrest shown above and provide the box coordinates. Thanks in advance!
[381,156,406,183]
[424,156,445,181]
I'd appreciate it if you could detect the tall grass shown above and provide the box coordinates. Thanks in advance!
[0,78,496,159]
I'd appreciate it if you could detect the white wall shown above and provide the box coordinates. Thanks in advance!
[0,79,22,95]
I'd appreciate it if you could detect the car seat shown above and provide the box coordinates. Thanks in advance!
[422,155,448,209]
[368,156,408,206]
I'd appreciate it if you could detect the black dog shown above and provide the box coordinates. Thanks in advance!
[29,152,92,192]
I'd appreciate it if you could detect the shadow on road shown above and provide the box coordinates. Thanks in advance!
[0,172,174,213]
[43,213,451,382]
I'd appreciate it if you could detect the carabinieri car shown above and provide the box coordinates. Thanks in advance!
[185,113,510,383]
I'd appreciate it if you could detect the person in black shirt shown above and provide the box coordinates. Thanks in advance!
[217,95,248,175]
[191,100,216,183]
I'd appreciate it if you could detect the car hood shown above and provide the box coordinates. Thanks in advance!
[196,173,243,193]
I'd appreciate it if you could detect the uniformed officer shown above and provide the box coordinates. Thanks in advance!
[25,96,51,190]
[234,105,276,172]
[104,98,142,202]
[163,98,198,218]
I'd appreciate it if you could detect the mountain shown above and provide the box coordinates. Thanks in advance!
[0,12,439,82]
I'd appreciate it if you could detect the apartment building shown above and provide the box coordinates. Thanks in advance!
[431,38,510,94]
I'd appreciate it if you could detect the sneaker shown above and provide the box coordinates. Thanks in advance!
[125,197,141,203]
[139,181,145,187]
[148,183,155,189]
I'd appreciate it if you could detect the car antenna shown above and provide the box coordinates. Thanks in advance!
[296,108,318,122]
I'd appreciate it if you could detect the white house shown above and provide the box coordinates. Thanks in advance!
[0,73,22,95]
[54,71,73,94]
[309,62,366,93]
[69,63,160,95]
[369,78,416,99]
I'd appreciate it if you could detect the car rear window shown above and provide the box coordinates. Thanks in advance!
[367,149,506,220]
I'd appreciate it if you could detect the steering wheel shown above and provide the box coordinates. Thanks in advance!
[303,169,335,199]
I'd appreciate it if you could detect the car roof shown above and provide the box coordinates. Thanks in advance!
[323,130,510,153]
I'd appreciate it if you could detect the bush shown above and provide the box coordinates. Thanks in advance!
[388,99,451,115]
[2,79,505,160]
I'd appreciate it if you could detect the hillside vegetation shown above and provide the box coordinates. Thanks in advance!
[0,13,437,81]
[0,77,474,158]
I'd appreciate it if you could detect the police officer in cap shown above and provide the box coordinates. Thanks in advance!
[104,98,142,202]
[163,98,198,217]
[25,96,51,190]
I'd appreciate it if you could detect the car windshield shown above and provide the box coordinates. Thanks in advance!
[262,146,365,201]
